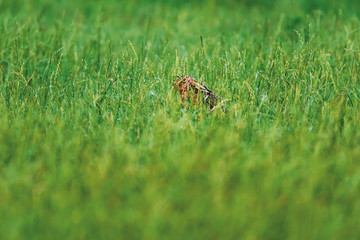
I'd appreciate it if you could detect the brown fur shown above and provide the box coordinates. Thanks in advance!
[172,76,221,110]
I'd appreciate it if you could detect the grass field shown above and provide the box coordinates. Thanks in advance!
[1,0,360,239]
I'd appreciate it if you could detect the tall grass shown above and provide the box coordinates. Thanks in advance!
[0,0,359,239]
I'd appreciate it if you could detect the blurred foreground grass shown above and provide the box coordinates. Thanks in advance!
[0,0,360,239]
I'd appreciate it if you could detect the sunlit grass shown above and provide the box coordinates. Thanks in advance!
[0,0,359,239]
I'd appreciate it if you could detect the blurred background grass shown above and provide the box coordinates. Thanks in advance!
[0,0,360,239]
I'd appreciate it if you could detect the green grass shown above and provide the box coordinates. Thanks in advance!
[1,0,360,239]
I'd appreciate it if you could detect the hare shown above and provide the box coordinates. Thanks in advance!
[172,76,222,111]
